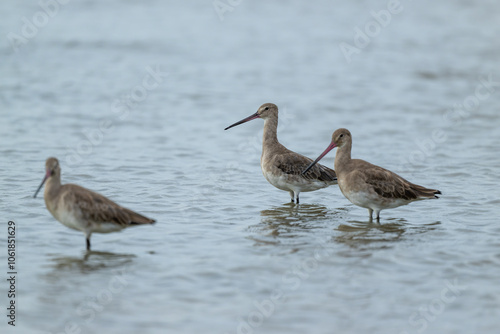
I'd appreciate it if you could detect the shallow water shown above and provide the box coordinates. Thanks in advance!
[1,0,500,333]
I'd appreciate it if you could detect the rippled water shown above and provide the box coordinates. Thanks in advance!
[1,0,500,333]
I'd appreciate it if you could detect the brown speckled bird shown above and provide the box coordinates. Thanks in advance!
[225,103,337,204]
[33,157,155,250]
[303,128,441,221]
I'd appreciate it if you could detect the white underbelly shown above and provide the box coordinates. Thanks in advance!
[52,208,124,234]
[262,169,330,193]
[52,208,85,232]
[90,223,124,234]
[342,189,409,210]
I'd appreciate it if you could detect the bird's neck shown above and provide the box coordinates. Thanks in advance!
[334,141,352,175]
[44,175,61,204]
[262,116,279,149]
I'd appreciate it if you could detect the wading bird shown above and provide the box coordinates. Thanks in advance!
[33,157,155,250]
[225,103,337,204]
[303,128,441,221]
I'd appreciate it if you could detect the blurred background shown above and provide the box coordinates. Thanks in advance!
[1,0,499,333]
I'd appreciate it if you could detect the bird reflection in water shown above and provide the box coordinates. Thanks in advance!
[335,219,441,251]
[44,251,136,277]
[39,252,136,309]
[247,203,337,247]
[248,203,441,252]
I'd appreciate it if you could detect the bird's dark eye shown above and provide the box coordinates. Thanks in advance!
[340,134,344,138]
[264,107,269,110]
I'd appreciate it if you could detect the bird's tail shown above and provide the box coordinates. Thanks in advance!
[415,185,441,199]
[126,209,156,225]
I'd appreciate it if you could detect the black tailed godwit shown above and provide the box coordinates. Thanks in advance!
[33,157,155,250]
[225,103,337,204]
[303,128,441,221]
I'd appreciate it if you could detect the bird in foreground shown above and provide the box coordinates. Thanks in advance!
[33,157,155,251]
[225,103,337,204]
[302,128,441,221]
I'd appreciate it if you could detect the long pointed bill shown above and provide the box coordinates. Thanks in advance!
[224,112,260,130]
[302,141,338,175]
[33,170,50,198]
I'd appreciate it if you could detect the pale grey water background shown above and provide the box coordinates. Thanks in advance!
[1,0,500,333]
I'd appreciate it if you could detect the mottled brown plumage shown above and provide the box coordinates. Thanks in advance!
[34,157,155,250]
[225,103,337,204]
[303,128,441,221]
[362,167,439,200]
[60,184,154,226]
[275,153,337,182]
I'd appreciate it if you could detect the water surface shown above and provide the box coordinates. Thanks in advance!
[1,1,499,333]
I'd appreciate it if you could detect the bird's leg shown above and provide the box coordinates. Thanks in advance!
[368,209,373,222]
[295,192,300,205]
[375,210,381,224]
[289,191,295,203]
[85,231,91,251]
